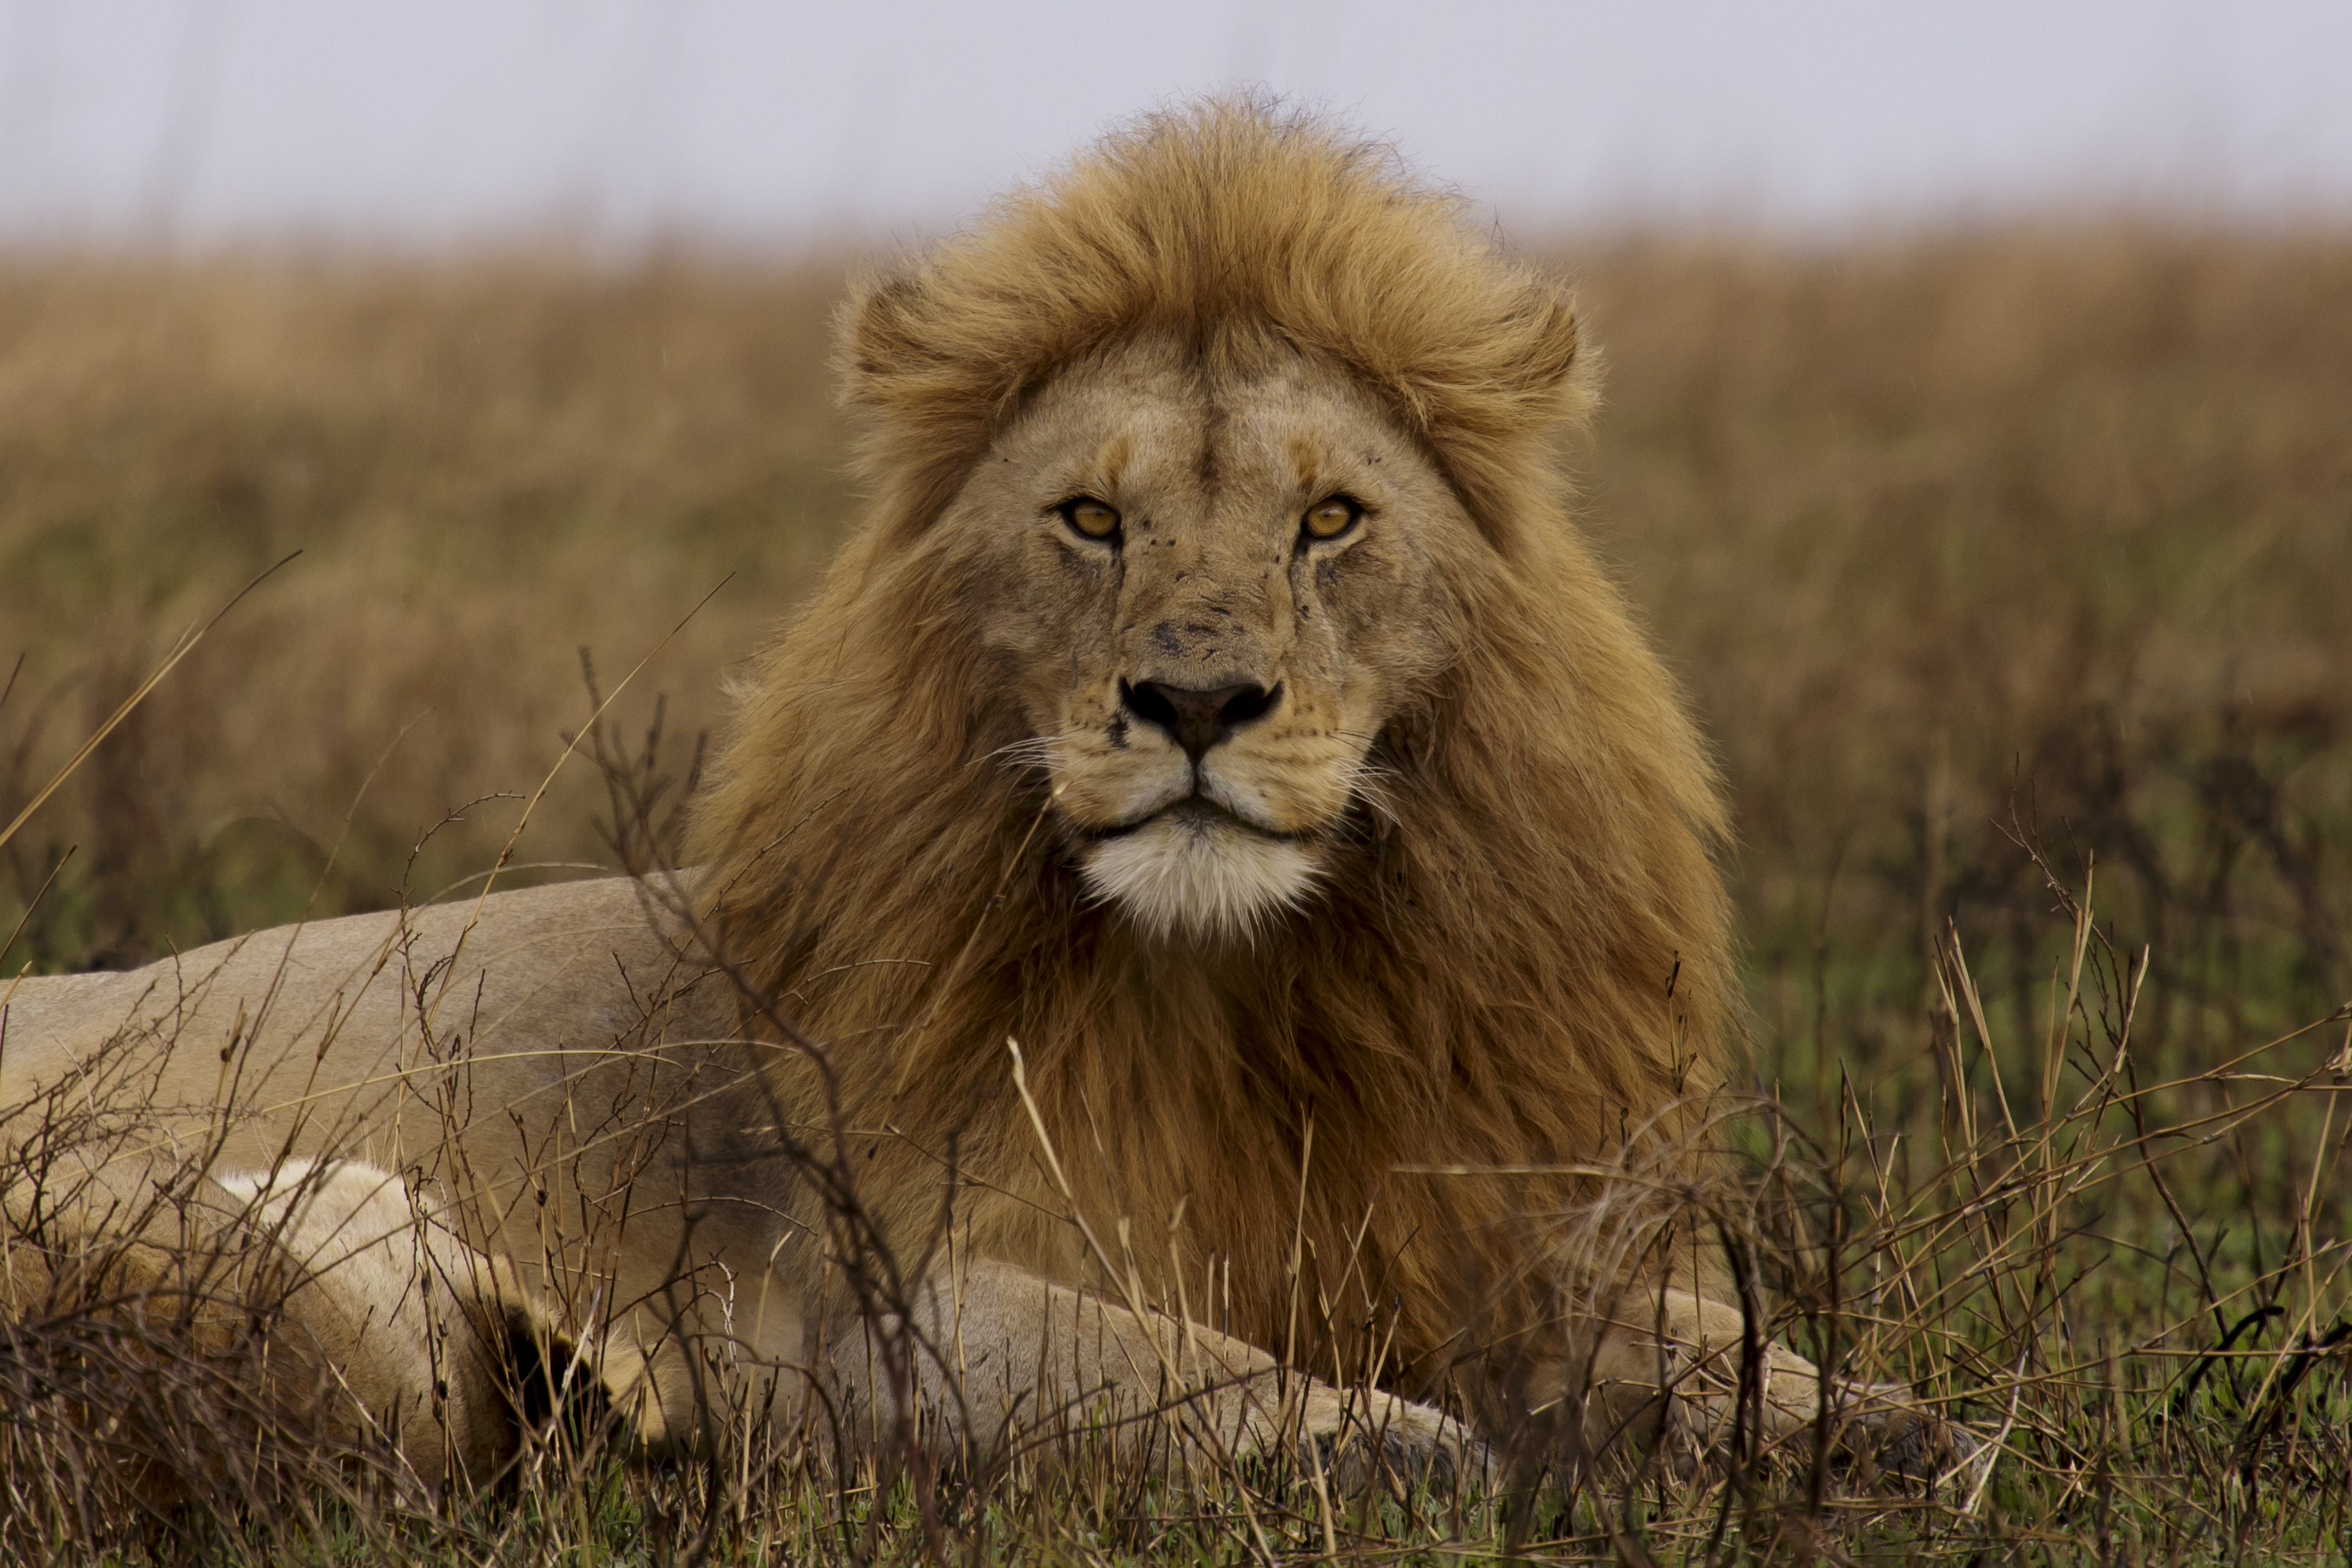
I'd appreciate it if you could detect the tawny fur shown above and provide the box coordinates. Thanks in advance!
[2,103,1967,1492]
[2,1151,559,1498]
[689,100,1737,1419]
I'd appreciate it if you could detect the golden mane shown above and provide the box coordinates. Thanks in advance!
[837,101,1593,552]
[687,100,1735,1395]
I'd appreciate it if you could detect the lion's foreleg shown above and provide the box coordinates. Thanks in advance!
[819,1258,1484,1490]
[1574,1287,1965,1478]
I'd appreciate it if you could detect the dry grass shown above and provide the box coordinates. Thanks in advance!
[0,255,853,969]
[1572,226,2351,1041]
[2,225,2350,1561]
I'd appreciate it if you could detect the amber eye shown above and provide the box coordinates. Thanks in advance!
[1302,496,1362,540]
[1059,497,1121,540]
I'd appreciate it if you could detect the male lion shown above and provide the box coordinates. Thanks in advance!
[2,103,1957,1498]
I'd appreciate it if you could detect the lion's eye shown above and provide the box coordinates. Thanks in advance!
[1059,498,1122,540]
[1302,496,1362,541]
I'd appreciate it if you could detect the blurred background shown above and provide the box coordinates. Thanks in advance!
[6,0,2352,245]
[2,0,2347,1131]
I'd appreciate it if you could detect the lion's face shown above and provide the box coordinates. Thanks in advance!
[932,334,1479,942]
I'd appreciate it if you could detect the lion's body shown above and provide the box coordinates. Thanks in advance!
[1,879,781,1486]
[2,105,1958,1496]
[691,102,1733,1416]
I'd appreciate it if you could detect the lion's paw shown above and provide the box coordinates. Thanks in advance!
[1831,1384,1978,1482]
[1303,1397,1494,1496]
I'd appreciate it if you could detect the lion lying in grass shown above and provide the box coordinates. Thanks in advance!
[1,101,1961,1498]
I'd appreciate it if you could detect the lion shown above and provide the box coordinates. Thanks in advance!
[1,102,1960,1501]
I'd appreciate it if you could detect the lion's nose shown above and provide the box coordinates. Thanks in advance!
[1121,679,1279,762]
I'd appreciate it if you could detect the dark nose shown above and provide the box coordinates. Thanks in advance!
[1121,680,1279,762]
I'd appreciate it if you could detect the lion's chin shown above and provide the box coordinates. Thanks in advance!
[1080,812,1323,943]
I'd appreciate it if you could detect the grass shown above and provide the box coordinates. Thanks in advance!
[2,224,2350,1561]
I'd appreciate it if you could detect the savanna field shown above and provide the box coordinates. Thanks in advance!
[2,227,2350,1561]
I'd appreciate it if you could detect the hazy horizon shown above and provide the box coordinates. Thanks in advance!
[2,0,2350,254]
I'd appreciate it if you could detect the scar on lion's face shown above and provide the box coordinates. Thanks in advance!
[939,332,1482,944]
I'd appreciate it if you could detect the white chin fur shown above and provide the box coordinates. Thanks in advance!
[1082,815,1321,941]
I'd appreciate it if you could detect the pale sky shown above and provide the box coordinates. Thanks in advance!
[2,0,2349,248]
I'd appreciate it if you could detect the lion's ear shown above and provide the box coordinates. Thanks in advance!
[1399,277,1595,547]
[836,269,933,408]
[1539,294,1589,403]
[833,265,1011,528]
[1489,286,1591,426]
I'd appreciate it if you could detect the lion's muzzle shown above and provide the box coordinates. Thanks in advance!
[1117,678,1280,762]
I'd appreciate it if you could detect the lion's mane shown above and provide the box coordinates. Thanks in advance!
[687,102,1735,1389]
